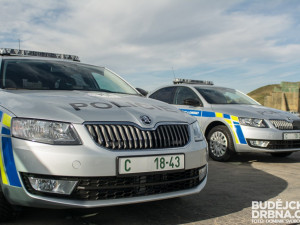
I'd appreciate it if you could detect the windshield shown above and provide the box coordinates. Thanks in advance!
[195,86,259,105]
[0,59,138,95]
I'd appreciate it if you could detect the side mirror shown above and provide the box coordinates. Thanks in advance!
[136,88,148,96]
[183,98,202,107]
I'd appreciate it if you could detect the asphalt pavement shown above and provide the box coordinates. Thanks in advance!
[3,152,300,225]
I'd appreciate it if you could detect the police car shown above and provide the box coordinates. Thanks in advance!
[0,49,208,221]
[148,79,300,161]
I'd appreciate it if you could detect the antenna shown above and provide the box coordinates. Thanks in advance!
[18,39,21,50]
[172,67,176,79]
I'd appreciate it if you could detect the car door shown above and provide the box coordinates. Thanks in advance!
[172,86,208,130]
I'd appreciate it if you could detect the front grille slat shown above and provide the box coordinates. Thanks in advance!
[100,125,110,148]
[106,125,116,149]
[169,125,177,147]
[141,130,148,148]
[86,123,190,150]
[118,125,127,149]
[146,131,152,148]
[124,126,133,149]
[173,125,181,146]
[135,128,144,149]
[157,126,165,148]
[129,126,138,149]
[184,126,189,143]
[179,125,188,144]
[175,125,182,146]
[164,126,171,147]
[153,129,159,148]
[93,125,105,146]
[112,125,122,149]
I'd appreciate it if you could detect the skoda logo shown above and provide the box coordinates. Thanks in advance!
[140,115,152,125]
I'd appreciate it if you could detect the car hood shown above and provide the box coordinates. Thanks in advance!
[211,104,299,121]
[0,90,194,126]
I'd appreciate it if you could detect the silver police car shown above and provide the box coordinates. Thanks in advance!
[0,49,208,221]
[148,79,300,161]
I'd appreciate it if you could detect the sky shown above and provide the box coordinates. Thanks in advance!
[1,0,300,94]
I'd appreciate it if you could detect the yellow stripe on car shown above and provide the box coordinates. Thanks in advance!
[1,112,11,185]
[216,112,223,118]
[2,113,12,127]
[180,109,247,145]
[0,153,8,185]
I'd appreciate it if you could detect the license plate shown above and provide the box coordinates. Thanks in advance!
[118,154,185,175]
[283,133,300,140]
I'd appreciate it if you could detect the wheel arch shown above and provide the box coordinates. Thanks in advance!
[204,121,227,138]
[204,120,238,150]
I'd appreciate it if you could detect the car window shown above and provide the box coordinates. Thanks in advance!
[149,87,176,104]
[195,87,258,105]
[0,59,138,95]
[174,86,202,105]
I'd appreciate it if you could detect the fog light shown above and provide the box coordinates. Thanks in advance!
[199,165,207,181]
[249,140,270,148]
[28,177,77,195]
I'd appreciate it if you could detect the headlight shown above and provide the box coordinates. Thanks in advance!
[12,118,81,145]
[239,117,267,128]
[192,121,204,142]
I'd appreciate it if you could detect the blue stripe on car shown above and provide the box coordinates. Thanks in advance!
[202,111,216,117]
[234,125,247,144]
[1,127,11,135]
[180,109,202,116]
[2,137,21,187]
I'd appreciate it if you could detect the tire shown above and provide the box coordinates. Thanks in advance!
[207,125,235,162]
[270,152,293,157]
[0,188,19,222]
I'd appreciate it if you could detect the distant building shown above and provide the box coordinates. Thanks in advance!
[264,82,300,113]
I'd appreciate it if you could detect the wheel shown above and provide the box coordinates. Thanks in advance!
[0,188,19,222]
[207,125,235,161]
[270,152,293,157]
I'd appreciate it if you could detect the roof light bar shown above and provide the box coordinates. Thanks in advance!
[0,48,80,62]
[173,78,214,85]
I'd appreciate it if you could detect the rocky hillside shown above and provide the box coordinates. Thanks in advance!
[247,84,280,105]
[248,82,300,105]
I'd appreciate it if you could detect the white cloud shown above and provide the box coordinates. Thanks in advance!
[1,0,300,92]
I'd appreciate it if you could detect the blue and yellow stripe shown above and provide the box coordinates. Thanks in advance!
[180,109,247,145]
[0,112,21,187]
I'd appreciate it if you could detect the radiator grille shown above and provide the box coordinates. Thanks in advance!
[270,120,293,130]
[86,124,190,150]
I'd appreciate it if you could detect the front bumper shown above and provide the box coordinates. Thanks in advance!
[2,174,207,209]
[235,125,300,153]
[3,124,208,208]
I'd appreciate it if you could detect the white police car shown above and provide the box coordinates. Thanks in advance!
[0,49,208,221]
[148,79,300,161]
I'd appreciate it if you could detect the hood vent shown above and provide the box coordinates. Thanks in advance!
[86,123,190,150]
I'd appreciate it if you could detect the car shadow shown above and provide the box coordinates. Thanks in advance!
[229,151,300,164]
[7,155,289,225]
